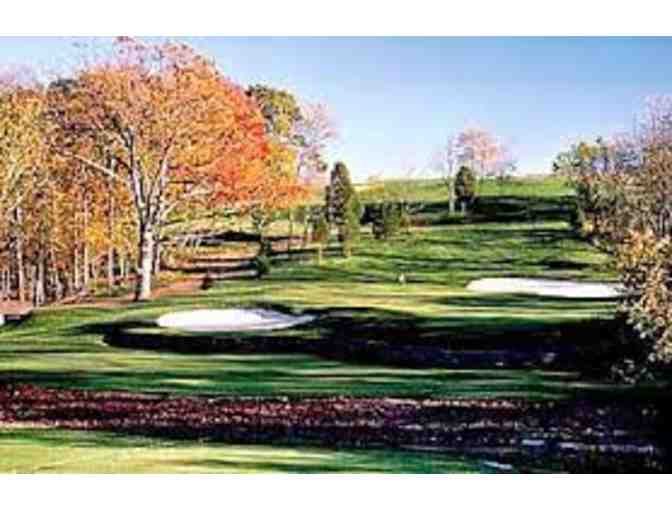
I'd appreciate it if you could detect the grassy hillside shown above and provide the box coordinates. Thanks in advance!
[0,179,624,400]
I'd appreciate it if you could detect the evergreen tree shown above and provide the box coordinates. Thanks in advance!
[326,161,362,257]
[454,165,477,213]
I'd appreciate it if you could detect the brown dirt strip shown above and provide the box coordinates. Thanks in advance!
[45,276,205,310]
[1,383,668,473]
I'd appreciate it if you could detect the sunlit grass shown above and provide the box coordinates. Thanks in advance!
[0,209,622,400]
[0,428,496,474]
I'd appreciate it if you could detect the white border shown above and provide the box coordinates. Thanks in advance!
[1,0,669,503]
[1,475,665,509]
[1,1,672,36]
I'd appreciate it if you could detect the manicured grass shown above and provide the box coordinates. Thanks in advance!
[0,219,631,400]
[358,175,571,205]
[0,428,496,473]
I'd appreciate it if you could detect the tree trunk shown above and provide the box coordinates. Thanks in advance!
[107,188,116,289]
[15,208,26,302]
[34,258,46,307]
[107,247,115,289]
[73,247,81,291]
[119,253,127,282]
[152,231,161,276]
[29,265,37,305]
[445,179,456,214]
[82,198,90,291]
[288,209,295,256]
[134,224,154,301]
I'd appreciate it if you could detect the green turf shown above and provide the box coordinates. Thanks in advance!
[0,217,626,399]
[0,428,498,473]
[358,175,571,205]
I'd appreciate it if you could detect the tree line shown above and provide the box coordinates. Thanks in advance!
[0,37,335,304]
[554,96,672,380]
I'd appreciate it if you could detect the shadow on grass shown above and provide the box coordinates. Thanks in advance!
[67,303,624,374]
[414,195,575,227]
[2,385,670,473]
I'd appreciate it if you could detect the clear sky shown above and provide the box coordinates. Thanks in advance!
[2,36,672,181]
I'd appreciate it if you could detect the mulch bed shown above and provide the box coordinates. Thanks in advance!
[1,383,669,472]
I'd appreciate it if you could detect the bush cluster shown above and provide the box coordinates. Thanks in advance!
[371,203,403,241]
[311,213,330,245]
[454,166,477,211]
[253,254,272,279]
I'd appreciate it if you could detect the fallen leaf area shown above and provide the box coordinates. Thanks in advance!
[1,383,669,473]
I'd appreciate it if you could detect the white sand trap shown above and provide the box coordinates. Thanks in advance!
[466,278,622,299]
[156,308,315,333]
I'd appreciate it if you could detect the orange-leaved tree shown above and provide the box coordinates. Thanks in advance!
[0,74,50,302]
[52,38,270,300]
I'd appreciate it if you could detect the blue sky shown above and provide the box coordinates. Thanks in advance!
[2,37,672,181]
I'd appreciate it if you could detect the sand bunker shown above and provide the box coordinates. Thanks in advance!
[466,278,622,299]
[156,308,315,332]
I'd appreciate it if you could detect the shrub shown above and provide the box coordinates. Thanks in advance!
[253,254,272,279]
[454,166,477,211]
[339,208,361,257]
[311,213,330,245]
[568,202,584,230]
[399,208,412,232]
[372,203,403,240]
[616,230,672,367]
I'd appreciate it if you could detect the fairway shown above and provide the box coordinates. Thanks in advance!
[0,210,622,400]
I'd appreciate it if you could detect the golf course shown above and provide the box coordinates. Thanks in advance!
[1,177,669,473]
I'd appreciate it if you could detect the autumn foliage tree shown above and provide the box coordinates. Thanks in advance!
[0,39,323,306]
[0,75,50,303]
[52,38,271,300]
[554,97,672,378]
[246,84,310,251]
[0,77,118,305]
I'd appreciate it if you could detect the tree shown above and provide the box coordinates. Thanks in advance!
[455,127,503,181]
[454,166,477,213]
[371,202,403,241]
[295,101,338,187]
[552,137,630,245]
[326,161,362,257]
[0,75,50,303]
[555,96,672,377]
[247,84,302,143]
[52,38,270,300]
[492,145,517,191]
[247,85,311,253]
[433,136,459,214]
